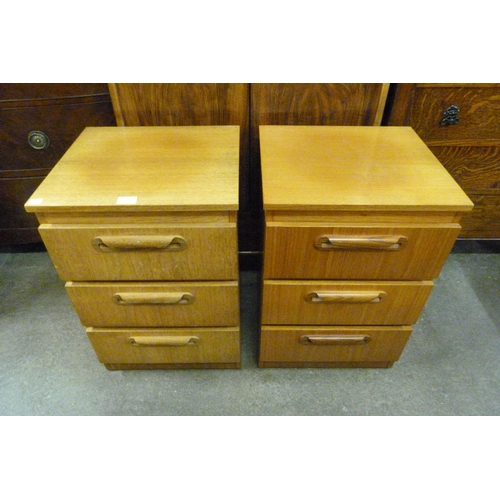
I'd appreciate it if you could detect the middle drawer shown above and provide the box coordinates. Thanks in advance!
[261,280,434,325]
[66,281,239,327]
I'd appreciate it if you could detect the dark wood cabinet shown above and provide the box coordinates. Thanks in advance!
[384,83,500,238]
[0,84,116,244]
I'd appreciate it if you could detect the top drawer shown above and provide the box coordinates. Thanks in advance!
[409,86,500,142]
[39,224,238,281]
[263,223,461,280]
[0,99,115,172]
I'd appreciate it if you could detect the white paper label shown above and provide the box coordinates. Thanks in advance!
[116,196,138,205]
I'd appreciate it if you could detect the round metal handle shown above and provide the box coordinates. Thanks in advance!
[28,131,50,149]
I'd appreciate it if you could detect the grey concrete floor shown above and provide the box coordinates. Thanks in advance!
[1,241,499,415]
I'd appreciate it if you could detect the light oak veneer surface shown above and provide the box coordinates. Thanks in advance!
[260,126,473,212]
[25,126,239,212]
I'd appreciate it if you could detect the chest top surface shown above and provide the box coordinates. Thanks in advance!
[25,126,240,212]
[260,126,473,212]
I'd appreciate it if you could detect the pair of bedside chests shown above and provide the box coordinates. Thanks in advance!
[25,126,473,370]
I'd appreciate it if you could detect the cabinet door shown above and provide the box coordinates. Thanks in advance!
[251,83,389,128]
[384,83,500,238]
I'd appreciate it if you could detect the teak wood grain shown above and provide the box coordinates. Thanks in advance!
[39,223,238,281]
[25,126,240,213]
[263,224,461,280]
[87,327,240,365]
[258,125,472,368]
[66,281,239,327]
[25,125,241,370]
[108,83,251,214]
[259,326,412,365]
[259,126,473,212]
[261,280,433,325]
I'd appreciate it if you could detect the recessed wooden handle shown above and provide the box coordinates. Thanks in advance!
[92,235,187,252]
[113,292,195,305]
[305,291,386,303]
[128,336,199,347]
[299,335,372,346]
[314,235,408,251]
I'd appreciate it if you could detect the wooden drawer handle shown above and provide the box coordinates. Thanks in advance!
[300,335,372,346]
[92,235,187,252]
[128,336,199,347]
[305,291,386,303]
[314,235,408,251]
[113,292,195,305]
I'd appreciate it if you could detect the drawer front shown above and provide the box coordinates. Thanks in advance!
[429,145,500,193]
[66,281,239,327]
[0,99,115,172]
[87,327,240,365]
[409,86,500,142]
[261,280,433,325]
[260,326,412,364]
[264,224,461,280]
[458,193,500,238]
[40,224,238,281]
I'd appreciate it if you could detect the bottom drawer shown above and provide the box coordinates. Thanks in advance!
[259,326,412,367]
[87,327,240,368]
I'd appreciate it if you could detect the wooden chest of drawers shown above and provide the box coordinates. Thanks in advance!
[259,126,473,368]
[25,126,240,370]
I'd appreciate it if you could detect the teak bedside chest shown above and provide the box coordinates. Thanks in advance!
[259,126,473,368]
[25,126,240,370]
